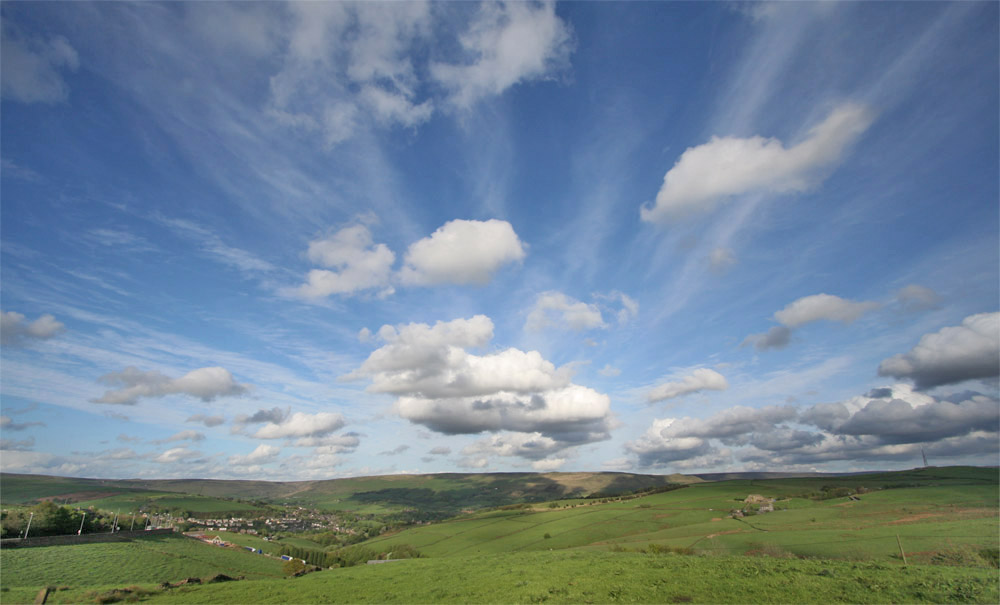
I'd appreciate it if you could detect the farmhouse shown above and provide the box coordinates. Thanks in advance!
[742,494,775,513]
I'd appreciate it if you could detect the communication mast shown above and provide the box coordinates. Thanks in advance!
[921,448,929,468]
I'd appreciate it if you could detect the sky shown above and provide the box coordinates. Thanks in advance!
[1,1,998,481]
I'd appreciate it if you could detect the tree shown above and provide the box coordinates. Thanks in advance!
[282,559,306,576]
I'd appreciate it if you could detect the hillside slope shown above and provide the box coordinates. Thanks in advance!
[0,471,695,515]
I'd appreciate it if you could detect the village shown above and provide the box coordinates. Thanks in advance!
[184,511,355,536]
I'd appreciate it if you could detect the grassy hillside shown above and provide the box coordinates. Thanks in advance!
[276,472,693,515]
[21,550,1000,604]
[352,466,998,563]
[1,471,692,516]
[70,492,268,516]
[0,474,139,505]
[1,468,995,604]
[0,533,285,603]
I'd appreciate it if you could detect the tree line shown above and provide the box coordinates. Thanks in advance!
[0,501,142,538]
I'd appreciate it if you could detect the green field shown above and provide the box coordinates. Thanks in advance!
[353,467,998,563]
[15,550,999,605]
[1,471,690,516]
[214,531,324,556]
[1,467,996,604]
[71,492,266,516]
[0,533,285,603]
[267,471,694,514]
[0,474,140,505]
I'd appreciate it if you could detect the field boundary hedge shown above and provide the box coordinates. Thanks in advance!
[0,528,173,548]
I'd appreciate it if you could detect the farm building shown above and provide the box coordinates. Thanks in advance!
[742,494,775,513]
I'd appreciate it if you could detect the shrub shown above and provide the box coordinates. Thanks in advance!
[386,544,421,559]
[744,542,794,559]
[282,559,306,576]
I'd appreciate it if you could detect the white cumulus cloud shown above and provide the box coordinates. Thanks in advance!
[229,444,281,466]
[1,311,65,346]
[295,225,396,299]
[399,219,526,286]
[91,366,250,405]
[462,431,563,461]
[641,103,874,222]
[349,315,614,455]
[253,411,346,439]
[744,293,879,351]
[153,447,201,464]
[878,312,1000,389]
[773,293,880,328]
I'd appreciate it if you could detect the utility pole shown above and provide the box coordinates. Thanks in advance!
[78,512,86,535]
[130,513,135,531]
[23,512,34,539]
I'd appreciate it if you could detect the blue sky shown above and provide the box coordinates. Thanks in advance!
[1,1,997,480]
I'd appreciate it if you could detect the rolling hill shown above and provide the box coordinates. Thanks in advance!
[1,467,996,604]
[0,471,697,515]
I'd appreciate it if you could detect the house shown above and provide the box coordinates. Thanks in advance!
[743,494,775,514]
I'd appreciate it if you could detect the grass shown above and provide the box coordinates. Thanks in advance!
[1,467,996,604]
[205,532,282,555]
[214,532,326,555]
[0,533,284,589]
[354,468,999,561]
[2,471,688,515]
[71,492,265,515]
[0,474,139,505]
[29,550,1000,604]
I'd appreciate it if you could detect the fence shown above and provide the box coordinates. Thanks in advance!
[0,528,174,549]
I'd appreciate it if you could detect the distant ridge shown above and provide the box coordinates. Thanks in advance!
[0,471,695,514]
[692,471,849,481]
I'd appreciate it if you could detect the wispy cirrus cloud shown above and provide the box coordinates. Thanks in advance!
[0,22,78,104]
[647,368,729,403]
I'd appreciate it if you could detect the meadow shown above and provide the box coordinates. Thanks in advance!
[351,467,998,564]
[1,467,996,604]
[0,533,284,604]
[70,492,267,516]
[14,550,1000,604]
[0,471,685,516]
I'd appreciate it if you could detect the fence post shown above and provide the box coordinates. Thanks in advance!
[895,534,907,565]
